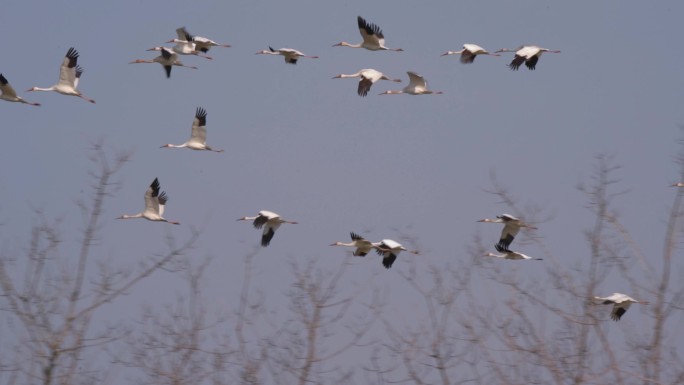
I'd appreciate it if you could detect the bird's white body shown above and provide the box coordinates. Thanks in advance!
[330,232,378,256]
[28,47,95,103]
[478,214,537,251]
[495,45,560,70]
[441,43,500,64]
[374,239,419,269]
[332,68,401,97]
[161,107,223,152]
[0,74,40,106]
[594,293,648,321]
[379,71,442,95]
[117,178,180,225]
[334,16,403,51]
[238,210,298,247]
[256,47,318,64]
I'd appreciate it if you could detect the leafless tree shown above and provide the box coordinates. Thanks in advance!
[0,143,198,385]
[116,256,233,385]
[263,256,380,385]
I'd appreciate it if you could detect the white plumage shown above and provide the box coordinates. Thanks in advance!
[332,69,401,97]
[117,178,180,225]
[238,210,298,247]
[333,16,403,52]
[160,107,223,152]
[441,44,500,64]
[594,293,649,321]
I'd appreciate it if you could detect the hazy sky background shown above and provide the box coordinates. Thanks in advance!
[2,0,683,382]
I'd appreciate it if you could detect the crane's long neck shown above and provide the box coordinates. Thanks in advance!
[120,213,143,219]
[339,73,362,79]
[162,143,188,149]
[29,86,55,92]
[340,42,363,48]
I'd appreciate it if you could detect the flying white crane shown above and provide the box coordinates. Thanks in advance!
[484,244,543,260]
[495,45,560,70]
[175,26,231,53]
[237,210,298,247]
[117,178,180,225]
[441,44,500,64]
[478,214,537,251]
[129,47,198,78]
[374,239,419,269]
[594,293,649,321]
[333,16,403,51]
[255,47,319,64]
[0,74,40,106]
[330,232,379,256]
[160,107,223,152]
[332,69,401,97]
[378,71,443,95]
[27,47,95,104]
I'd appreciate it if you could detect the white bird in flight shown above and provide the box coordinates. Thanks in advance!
[379,71,443,95]
[129,47,198,78]
[594,293,649,321]
[478,214,537,251]
[160,107,223,152]
[495,45,560,70]
[256,47,319,64]
[0,74,40,106]
[174,26,231,54]
[441,44,500,64]
[484,245,543,261]
[332,68,401,97]
[27,47,95,104]
[117,178,180,225]
[374,239,419,269]
[330,232,379,256]
[238,210,298,247]
[333,16,403,51]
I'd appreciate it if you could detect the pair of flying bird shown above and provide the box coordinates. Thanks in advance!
[330,232,419,269]
[478,214,540,260]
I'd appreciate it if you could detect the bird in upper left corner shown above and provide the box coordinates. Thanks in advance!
[27,47,95,103]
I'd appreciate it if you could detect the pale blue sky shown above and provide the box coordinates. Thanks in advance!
[1,0,683,382]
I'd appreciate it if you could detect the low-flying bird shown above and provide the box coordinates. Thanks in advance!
[256,47,318,64]
[495,45,560,70]
[440,44,500,64]
[129,47,198,78]
[378,71,443,95]
[478,214,537,251]
[0,74,40,106]
[237,210,298,247]
[330,232,378,256]
[332,69,401,97]
[374,239,419,269]
[671,182,684,187]
[27,47,95,103]
[174,26,231,53]
[483,244,543,260]
[160,107,223,152]
[594,293,649,321]
[333,16,403,51]
[116,178,180,225]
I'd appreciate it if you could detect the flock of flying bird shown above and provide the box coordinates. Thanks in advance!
[0,16,649,322]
